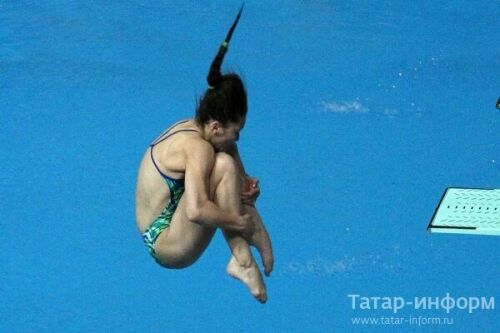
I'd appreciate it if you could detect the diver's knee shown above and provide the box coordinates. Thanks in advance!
[209,152,240,197]
[213,152,238,175]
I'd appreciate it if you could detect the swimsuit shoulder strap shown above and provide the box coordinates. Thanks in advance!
[150,119,191,146]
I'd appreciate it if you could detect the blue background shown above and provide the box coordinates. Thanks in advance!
[1,1,498,332]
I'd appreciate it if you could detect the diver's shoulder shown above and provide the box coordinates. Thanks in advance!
[185,135,213,151]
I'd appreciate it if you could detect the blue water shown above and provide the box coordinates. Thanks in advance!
[1,1,499,332]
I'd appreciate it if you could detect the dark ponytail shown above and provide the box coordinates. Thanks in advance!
[196,5,247,126]
[206,5,243,88]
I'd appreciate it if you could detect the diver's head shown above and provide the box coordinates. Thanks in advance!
[198,113,245,151]
[195,73,247,127]
[195,74,247,150]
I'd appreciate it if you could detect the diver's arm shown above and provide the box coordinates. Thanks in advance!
[183,139,249,231]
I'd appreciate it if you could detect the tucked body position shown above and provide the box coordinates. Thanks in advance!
[135,8,273,303]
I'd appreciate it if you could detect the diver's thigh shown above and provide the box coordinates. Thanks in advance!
[169,196,215,241]
[155,195,216,264]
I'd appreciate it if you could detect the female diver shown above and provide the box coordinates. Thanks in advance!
[135,7,273,303]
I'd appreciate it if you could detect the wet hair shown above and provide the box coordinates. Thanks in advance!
[195,6,247,126]
[195,74,247,126]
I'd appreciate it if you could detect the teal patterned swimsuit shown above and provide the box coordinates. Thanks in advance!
[142,120,198,265]
[141,176,185,263]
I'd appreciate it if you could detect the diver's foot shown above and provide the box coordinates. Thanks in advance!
[226,256,267,303]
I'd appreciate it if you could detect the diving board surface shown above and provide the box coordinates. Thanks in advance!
[428,188,500,236]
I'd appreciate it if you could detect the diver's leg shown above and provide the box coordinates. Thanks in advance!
[153,153,256,269]
[154,152,266,302]
[153,195,217,268]
[242,204,274,276]
[211,153,267,303]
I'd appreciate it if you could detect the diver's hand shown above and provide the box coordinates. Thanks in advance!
[241,177,260,206]
[237,213,256,240]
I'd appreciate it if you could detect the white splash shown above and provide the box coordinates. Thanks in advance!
[321,100,369,114]
[383,108,399,117]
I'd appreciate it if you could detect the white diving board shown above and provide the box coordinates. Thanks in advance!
[428,188,500,236]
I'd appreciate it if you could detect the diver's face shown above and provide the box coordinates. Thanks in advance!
[211,117,245,150]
